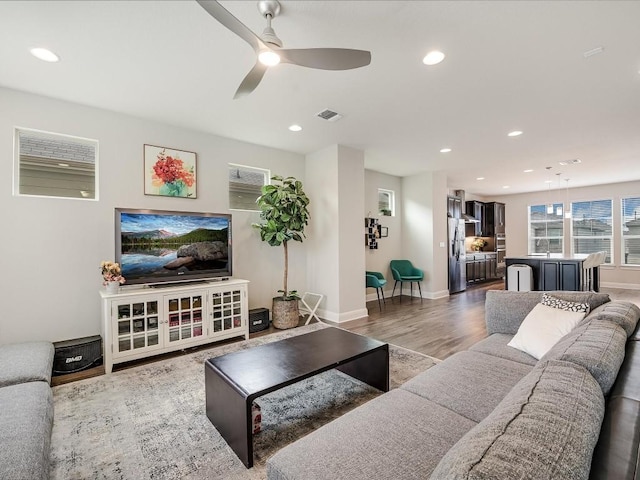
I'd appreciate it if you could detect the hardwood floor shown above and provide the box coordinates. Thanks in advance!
[52,282,640,385]
[335,282,640,361]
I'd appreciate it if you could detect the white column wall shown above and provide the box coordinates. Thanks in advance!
[305,145,367,321]
[401,171,449,298]
[336,146,366,317]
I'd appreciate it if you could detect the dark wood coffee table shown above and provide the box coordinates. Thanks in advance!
[204,327,389,468]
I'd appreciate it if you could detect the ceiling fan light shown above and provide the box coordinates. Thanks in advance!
[30,47,59,62]
[422,51,445,66]
[258,50,280,66]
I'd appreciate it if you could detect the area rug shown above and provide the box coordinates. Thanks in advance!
[50,323,439,480]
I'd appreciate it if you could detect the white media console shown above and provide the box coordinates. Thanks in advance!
[100,278,249,373]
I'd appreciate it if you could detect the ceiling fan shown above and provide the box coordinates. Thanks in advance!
[196,0,372,99]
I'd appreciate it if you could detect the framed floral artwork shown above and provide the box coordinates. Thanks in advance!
[144,144,197,198]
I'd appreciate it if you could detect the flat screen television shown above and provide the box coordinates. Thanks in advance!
[115,208,232,286]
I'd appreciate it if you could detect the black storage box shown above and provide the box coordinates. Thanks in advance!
[249,308,270,333]
[53,335,103,375]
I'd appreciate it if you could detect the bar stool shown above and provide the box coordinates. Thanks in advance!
[582,252,605,291]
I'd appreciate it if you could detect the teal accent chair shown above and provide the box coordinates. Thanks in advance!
[390,260,424,302]
[365,271,387,310]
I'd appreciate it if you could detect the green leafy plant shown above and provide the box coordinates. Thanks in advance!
[252,176,310,300]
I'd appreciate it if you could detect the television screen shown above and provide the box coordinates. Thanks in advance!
[115,208,232,286]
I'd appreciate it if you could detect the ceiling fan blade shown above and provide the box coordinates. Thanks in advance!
[234,61,269,99]
[279,48,371,71]
[196,0,266,53]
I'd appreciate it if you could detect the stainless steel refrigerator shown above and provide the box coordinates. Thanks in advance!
[448,217,467,293]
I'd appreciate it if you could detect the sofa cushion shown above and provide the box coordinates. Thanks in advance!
[588,301,640,338]
[430,360,604,480]
[507,303,586,359]
[469,334,537,366]
[267,388,477,480]
[485,290,610,335]
[401,351,532,423]
[541,292,590,312]
[541,319,626,395]
[0,381,54,480]
[0,341,54,387]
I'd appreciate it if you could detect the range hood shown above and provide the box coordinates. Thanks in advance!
[454,189,480,223]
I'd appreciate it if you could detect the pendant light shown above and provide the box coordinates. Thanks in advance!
[545,167,553,214]
[555,173,563,216]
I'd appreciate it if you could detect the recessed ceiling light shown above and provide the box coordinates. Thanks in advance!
[476,177,485,181]
[288,124,302,132]
[422,51,445,66]
[439,148,452,153]
[544,180,553,184]
[583,46,604,58]
[258,50,280,66]
[523,169,533,173]
[30,47,59,63]
[507,130,523,137]
[502,185,510,189]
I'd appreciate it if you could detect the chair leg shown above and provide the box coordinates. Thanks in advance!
[410,282,413,301]
[392,280,398,300]
[381,287,386,304]
[417,281,423,302]
[376,287,382,310]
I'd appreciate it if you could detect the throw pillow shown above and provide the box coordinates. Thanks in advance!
[541,292,590,313]
[508,303,587,359]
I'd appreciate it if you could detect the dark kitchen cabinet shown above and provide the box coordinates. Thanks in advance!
[504,258,586,291]
[465,201,485,236]
[485,202,506,236]
[466,253,498,283]
[448,196,462,219]
[540,260,581,291]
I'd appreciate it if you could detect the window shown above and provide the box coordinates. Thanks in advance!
[571,199,613,263]
[622,196,640,265]
[378,189,395,216]
[528,204,564,255]
[228,164,269,211]
[14,128,98,200]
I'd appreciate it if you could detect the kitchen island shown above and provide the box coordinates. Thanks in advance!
[505,255,598,292]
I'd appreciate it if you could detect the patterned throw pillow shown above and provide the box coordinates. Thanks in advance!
[542,293,590,314]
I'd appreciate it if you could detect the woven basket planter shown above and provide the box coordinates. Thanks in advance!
[272,297,299,329]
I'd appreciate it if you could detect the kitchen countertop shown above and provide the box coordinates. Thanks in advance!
[506,254,589,261]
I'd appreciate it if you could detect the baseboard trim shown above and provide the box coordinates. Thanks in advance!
[601,281,640,291]
[365,290,393,302]
[319,308,368,323]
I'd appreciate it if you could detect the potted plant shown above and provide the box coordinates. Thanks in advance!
[253,175,310,329]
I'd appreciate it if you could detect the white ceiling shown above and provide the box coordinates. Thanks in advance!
[2,1,639,196]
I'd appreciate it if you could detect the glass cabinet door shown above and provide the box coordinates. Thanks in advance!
[210,289,243,334]
[165,292,206,346]
[113,298,162,357]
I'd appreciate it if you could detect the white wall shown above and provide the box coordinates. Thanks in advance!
[0,87,306,345]
[364,170,403,299]
[401,171,449,298]
[305,145,367,322]
[492,179,640,289]
[336,146,366,318]
[305,146,339,316]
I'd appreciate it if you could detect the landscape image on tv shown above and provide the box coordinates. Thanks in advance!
[118,211,230,283]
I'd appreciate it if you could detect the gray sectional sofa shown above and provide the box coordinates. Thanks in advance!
[267,290,640,480]
[0,341,55,480]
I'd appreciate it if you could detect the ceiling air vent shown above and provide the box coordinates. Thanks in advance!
[316,109,343,122]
